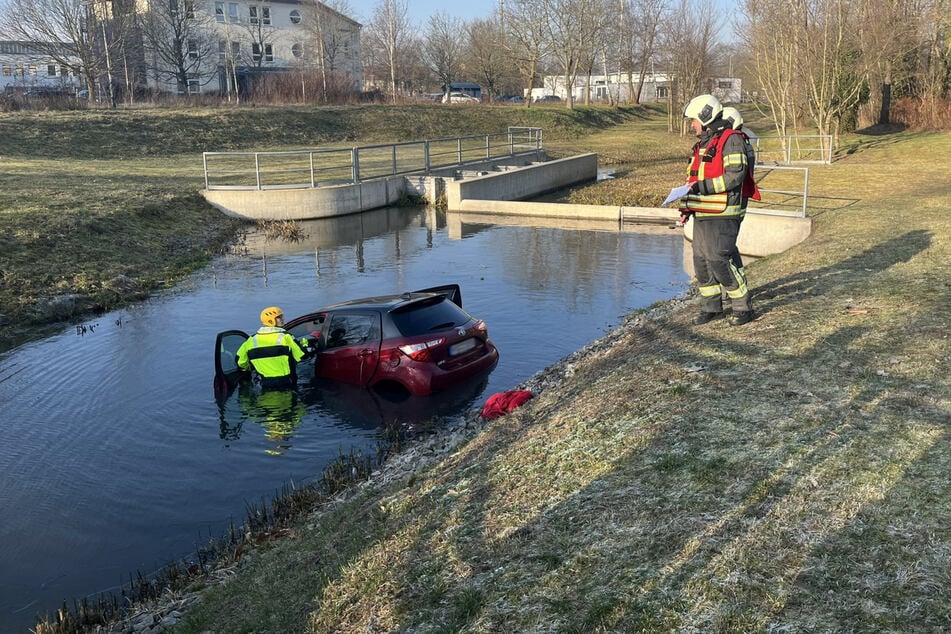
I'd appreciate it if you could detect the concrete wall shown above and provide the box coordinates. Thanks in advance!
[684,210,813,258]
[445,154,598,209]
[201,176,405,220]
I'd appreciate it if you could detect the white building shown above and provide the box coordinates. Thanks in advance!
[164,0,363,96]
[0,40,83,95]
[535,72,742,105]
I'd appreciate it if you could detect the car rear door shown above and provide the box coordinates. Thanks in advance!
[318,311,383,387]
[214,329,250,400]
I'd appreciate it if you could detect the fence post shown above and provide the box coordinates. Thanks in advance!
[203,153,209,190]
[425,141,431,172]
[485,134,490,159]
[255,153,261,190]
[392,145,397,175]
[457,138,463,164]
[801,167,810,218]
[309,152,316,187]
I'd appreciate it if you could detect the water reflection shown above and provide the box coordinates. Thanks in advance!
[219,386,307,455]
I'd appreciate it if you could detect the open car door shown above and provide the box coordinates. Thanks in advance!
[214,329,250,402]
[414,283,462,307]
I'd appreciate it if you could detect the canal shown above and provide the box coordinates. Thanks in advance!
[0,206,691,632]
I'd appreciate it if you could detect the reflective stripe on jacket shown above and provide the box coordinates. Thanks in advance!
[236,327,305,380]
[680,123,751,219]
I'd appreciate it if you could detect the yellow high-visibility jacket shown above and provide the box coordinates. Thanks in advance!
[236,327,305,381]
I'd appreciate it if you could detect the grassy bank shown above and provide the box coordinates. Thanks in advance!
[161,126,948,632]
[0,103,654,352]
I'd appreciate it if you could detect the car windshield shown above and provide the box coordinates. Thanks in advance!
[390,297,472,336]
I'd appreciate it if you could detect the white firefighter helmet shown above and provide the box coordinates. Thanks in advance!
[721,106,743,130]
[683,94,723,127]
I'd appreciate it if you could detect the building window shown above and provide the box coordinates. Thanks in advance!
[48,64,57,76]
[262,6,270,24]
[249,5,257,23]
[252,43,273,62]
[28,65,37,76]
[187,39,198,60]
[227,2,238,22]
[718,80,732,89]
[185,0,194,18]
[2,66,11,76]
[656,86,669,99]
[215,1,224,22]
[291,42,302,58]
[218,39,226,61]
[231,41,240,58]
[289,9,300,24]
[188,78,200,94]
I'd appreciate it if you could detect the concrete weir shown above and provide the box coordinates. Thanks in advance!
[201,152,811,258]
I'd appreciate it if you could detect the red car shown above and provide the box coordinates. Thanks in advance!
[215,285,499,398]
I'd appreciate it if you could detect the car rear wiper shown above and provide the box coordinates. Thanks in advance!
[429,322,455,331]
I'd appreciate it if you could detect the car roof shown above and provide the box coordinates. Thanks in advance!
[318,291,447,313]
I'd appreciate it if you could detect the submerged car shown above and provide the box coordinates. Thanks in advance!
[215,285,499,398]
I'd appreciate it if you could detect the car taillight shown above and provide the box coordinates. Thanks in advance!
[399,338,445,361]
[473,320,488,335]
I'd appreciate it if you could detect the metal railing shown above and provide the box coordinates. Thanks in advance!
[753,134,833,165]
[750,164,810,217]
[203,127,544,190]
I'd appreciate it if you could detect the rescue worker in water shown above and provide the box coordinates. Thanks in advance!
[236,306,308,389]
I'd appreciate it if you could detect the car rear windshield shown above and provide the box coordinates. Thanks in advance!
[390,297,472,336]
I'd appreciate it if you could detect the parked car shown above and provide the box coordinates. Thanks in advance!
[533,94,562,103]
[214,284,499,399]
[442,92,480,104]
[500,95,526,104]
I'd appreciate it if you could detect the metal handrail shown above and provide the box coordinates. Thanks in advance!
[203,127,544,190]
[749,164,810,217]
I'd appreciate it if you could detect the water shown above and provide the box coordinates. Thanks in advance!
[0,206,690,632]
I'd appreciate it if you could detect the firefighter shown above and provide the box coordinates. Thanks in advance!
[236,306,308,389]
[720,106,760,279]
[679,94,756,326]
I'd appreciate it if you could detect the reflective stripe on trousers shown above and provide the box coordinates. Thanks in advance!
[692,217,752,313]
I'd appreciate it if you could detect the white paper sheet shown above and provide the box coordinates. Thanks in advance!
[663,184,692,206]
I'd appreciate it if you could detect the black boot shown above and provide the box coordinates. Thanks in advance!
[693,311,724,325]
[728,311,755,326]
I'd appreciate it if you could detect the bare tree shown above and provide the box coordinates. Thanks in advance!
[540,0,602,108]
[467,15,512,101]
[742,0,801,137]
[628,0,666,104]
[917,0,951,125]
[306,0,355,102]
[365,0,410,102]
[854,0,920,126]
[502,0,549,106]
[661,0,719,130]
[139,0,217,95]
[1,0,104,98]
[423,11,464,99]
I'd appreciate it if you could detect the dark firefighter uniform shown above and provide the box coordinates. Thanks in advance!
[680,117,755,318]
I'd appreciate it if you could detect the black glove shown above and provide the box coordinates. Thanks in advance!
[689,181,701,194]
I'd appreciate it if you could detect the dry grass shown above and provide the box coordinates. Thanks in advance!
[169,123,950,633]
